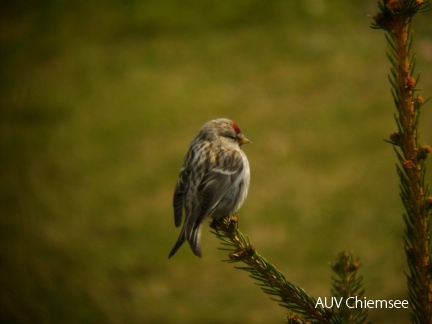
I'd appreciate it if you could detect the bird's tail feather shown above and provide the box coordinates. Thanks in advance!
[189,224,202,257]
[168,228,186,258]
[168,223,203,258]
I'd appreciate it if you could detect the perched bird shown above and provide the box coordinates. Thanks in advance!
[169,118,251,258]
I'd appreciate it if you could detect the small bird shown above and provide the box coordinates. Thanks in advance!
[169,118,251,258]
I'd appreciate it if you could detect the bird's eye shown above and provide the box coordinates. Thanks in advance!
[225,135,236,140]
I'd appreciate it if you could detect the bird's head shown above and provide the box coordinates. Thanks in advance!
[205,118,251,147]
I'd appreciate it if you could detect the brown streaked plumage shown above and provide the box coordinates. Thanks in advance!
[169,118,251,258]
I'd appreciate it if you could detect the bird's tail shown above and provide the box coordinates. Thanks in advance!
[168,224,203,258]
[168,228,186,258]
[188,224,202,257]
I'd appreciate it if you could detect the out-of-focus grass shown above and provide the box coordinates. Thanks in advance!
[1,1,431,323]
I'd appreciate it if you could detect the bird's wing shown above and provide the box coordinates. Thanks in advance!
[198,168,235,215]
[177,148,245,257]
[181,167,231,245]
[191,152,244,229]
[173,168,188,227]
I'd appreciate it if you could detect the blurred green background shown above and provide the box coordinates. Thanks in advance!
[1,1,431,323]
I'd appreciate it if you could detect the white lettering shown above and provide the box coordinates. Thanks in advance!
[319,297,409,309]
[346,296,355,308]
[333,297,343,308]
[375,300,388,308]
[356,296,365,308]
[366,299,375,308]
[315,297,344,308]
[315,297,324,308]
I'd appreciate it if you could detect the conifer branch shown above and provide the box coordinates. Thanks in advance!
[371,1,432,323]
[210,217,343,324]
[330,251,368,323]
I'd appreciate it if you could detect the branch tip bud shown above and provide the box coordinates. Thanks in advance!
[386,0,400,11]
[406,77,416,89]
[418,145,431,160]
[403,159,415,169]
[390,131,402,145]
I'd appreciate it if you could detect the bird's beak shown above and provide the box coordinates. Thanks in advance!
[239,135,252,146]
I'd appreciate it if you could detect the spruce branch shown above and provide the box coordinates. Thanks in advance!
[371,1,432,323]
[210,217,343,324]
[330,251,368,324]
